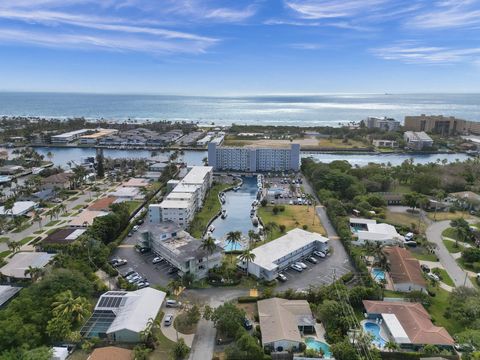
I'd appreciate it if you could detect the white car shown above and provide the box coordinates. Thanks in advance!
[296,262,307,269]
[164,314,174,326]
[290,264,303,272]
[277,273,288,282]
[132,225,139,232]
[428,272,440,282]
[152,256,163,264]
[313,250,326,258]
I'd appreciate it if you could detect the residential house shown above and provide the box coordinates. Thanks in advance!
[41,172,72,190]
[350,218,405,246]
[383,246,427,292]
[0,252,55,282]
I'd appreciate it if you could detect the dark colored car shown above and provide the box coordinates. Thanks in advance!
[243,318,253,330]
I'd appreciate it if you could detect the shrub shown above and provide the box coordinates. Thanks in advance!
[237,296,258,303]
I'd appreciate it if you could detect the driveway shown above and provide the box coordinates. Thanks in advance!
[426,220,473,288]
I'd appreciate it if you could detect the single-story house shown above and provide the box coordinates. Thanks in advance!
[122,178,150,188]
[0,201,38,217]
[81,288,166,342]
[39,227,86,247]
[149,162,168,172]
[108,187,142,201]
[88,197,118,212]
[0,165,24,175]
[363,300,454,350]
[40,172,72,190]
[0,285,22,307]
[0,252,55,281]
[258,297,315,352]
[29,188,56,201]
[450,191,480,211]
[383,246,427,292]
[69,210,109,227]
[87,347,133,360]
[350,218,405,246]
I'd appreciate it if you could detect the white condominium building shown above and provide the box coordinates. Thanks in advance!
[208,143,300,172]
[148,166,213,229]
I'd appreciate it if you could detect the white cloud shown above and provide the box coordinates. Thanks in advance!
[408,0,480,29]
[289,43,323,50]
[204,5,257,22]
[372,41,480,64]
[285,0,387,19]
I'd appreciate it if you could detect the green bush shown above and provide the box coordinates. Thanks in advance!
[237,296,258,303]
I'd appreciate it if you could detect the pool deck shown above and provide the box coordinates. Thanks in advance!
[313,323,328,343]
[368,266,395,291]
[360,319,390,349]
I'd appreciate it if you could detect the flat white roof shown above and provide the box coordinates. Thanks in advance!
[167,192,195,201]
[159,199,191,208]
[0,201,36,216]
[350,218,377,225]
[51,129,90,138]
[248,228,328,271]
[382,313,411,344]
[181,166,212,185]
[109,187,140,197]
[0,252,54,279]
[0,285,21,307]
[171,183,200,194]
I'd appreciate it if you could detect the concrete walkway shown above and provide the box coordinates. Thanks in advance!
[160,309,195,347]
[426,220,473,288]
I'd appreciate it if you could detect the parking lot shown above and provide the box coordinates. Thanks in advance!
[112,222,179,288]
[263,176,314,206]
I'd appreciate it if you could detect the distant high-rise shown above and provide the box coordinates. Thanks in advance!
[404,114,480,135]
[208,143,300,172]
[363,117,400,131]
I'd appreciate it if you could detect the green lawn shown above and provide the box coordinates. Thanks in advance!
[45,220,61,227]
[124,200,143,214]
[257,205,326,241]
[428,287,463,334]
[0,237,9,243]
[188,183,231,238]
[411,250,438,262]
[72,204,85,210]
[19,236,34,245]
[442,227,460,241]
[149,311,177,359]
[385,209,426,233]
[432,268,455,287]
[443,239,464,254]
[383,290,405,298]
[13,223,30,233]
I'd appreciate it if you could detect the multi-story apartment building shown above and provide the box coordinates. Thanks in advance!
[208,143,300,172]
[363,117,400,131]
[404,114,480,135]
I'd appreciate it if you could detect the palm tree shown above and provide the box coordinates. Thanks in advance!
[247,230,255,247]
[46,151,54,163]
[384,341,399,352]
[3,198,15,217]
[238,249,256,275]
[201,236,217,271]
[139,317,160,345]
[52,290,91,325]
[24,266,44,282]
[167,279,183,297]
[33,210,42,229]
[57,203,67,217]
[7,240,20,254]
[225,230,242,258]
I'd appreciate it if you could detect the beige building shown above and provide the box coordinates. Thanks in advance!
[404,114,480,135]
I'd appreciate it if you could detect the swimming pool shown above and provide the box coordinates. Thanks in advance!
[304,338,332,358]
[363,321,387,348]
[223,241,244,252]
[371,268,386,282]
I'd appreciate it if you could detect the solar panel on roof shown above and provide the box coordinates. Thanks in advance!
[98,296,122,308]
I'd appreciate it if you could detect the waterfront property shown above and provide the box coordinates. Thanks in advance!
[51,129,92,144]
[81,288,166,342]
[350,218,405,246]
[208,142,300,172]
[404,114,480,135]
[40,172,72,190]
[137,222,223,279]
[0,252,55,282]
[383,246,427,293]
[0,201,37,217]
[449,191,480,211]
[362,300,454,350]
[372,139,398,148]
[404,131,434,150]
[363,117,400,131]
[78,128,118,144]
[258,297,315,352]
[108,186,142,201]
[239,228,329,281]
[149,166,213,229]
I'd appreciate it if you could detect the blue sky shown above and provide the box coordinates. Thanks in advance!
[1,0,480,94]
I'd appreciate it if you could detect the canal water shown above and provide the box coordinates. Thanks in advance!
[31,146,470,168]
[209,176,258,248]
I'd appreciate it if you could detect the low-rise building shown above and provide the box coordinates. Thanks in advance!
[41,172,72,190]
[0,252,55,281]
[108,187,142,201]
[40,227,86,248]
[69,210,109,227]
[148,201,193,230]
[240,228,329,281]
[51,129,92,144]
[122,178,150,188]
[137,223,223,279]
[79,129,118,144]
[363,300,454,350]
[350,218,405,245]
[449,191,480,211]
[0,285,22,307]
[81,288,166,342]
[258,297,315,352]
[0,201,37,217]
[88,197,118,211]
[383,246,427,292]
[372,139,398,148]
[403,131,434,150]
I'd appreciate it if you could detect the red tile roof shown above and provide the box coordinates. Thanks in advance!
[383,246,426,288]
[88,196,117,211]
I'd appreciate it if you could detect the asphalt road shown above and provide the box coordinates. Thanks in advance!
[426,220,473,288]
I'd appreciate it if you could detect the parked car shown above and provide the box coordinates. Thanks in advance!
[166,299,181,308]
[307,256,318,264]
[277,273,288,282]
[111,259,127,267]
[137,281,150,289]
[243,318,253,330]
[126,272,139,280]
[127,231,133,237]
[122,269,136,277]
[137,219,144,225]
[164,314,174,326]
[428,272,440,282]
[136,246,151,254]
[290,264,303,272]
[128,275,142,283]
[132,225,139,232]
[167,267,177,275]
[420,264,430,273]
[313,250,326,258]
[152,256,164,264]
[404,232,414,241]
[404,241,417,247]
[295,262,307,269]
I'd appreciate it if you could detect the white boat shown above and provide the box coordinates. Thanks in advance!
[208,225,215,232]
[221,209,227,219]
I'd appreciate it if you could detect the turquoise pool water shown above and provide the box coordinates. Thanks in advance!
[372,268,386,282]
[305,338,332,358]
[363,321,387,348]
[223,242,244,251]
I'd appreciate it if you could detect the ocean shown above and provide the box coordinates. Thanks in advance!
[1,92,480,127]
